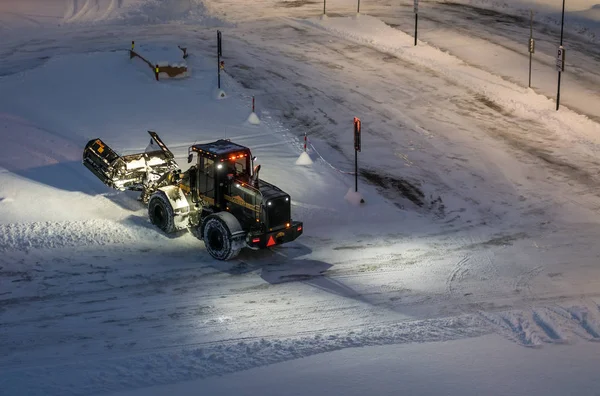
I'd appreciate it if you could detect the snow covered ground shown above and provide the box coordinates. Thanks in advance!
[112,335,600,396]
[1,0,600,395]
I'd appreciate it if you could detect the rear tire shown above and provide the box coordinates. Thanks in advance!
[202,215,241,260]
[148,191,176,234]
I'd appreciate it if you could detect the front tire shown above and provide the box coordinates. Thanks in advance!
[148,191,176,233]
[202,215,241,260]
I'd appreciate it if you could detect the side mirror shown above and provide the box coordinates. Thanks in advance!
[252,156,257,161]
[187,153,193,163]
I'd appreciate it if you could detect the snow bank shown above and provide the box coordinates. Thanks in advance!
[455,0,600,42]
[0,220,166,251]
[111,334,600,396]
[0,315,486,396]
[306,14,600,148]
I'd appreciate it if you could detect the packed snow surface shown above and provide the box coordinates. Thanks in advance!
[1,0,600,395]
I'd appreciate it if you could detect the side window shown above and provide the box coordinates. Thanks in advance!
[234,158,246,175]
[200,157,215,199]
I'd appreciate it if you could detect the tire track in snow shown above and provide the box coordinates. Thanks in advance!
[514,265,543,298]
[63,0,78,21]
[531,310,565,342]
[477,301,600,347]
[478,310,544,347]
[549,302,600,341]
[65,0,92,23]
[446,255,470,296]
[100,0,119,20]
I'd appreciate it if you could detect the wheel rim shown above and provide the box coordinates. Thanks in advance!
[207,226,224,252]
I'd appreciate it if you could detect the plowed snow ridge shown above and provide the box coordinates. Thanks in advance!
[0,220,164,251]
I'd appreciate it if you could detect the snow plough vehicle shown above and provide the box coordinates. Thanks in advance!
[82,131,303,260]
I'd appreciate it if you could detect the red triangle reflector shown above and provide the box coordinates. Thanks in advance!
[267,236,276,247]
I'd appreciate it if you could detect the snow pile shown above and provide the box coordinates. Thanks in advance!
[295,151,313,166]
[125,156,167,170]
[133,43,189,67]
[247,112,261,125]
[0,220,167,251]
[344,188,365,205]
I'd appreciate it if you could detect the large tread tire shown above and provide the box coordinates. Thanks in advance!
[148,191,176,234]
[202,215,241,261]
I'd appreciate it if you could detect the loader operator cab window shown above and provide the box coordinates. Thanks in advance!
[199,157,215,199]
[227,155,249,180]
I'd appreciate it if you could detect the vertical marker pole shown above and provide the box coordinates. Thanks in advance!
[304,132,307,152]
[357,0,360,13]
[414,0,419,46]
[355,148,358,192]
[556,0,565,110]
[414,13,418,46]
[529,11,533,88]
[155,64,159,81]
[323,0,326,15]
[217,30,222,90]
[353,117,361,193]
[252,96,255,113]
[556,73,562,110]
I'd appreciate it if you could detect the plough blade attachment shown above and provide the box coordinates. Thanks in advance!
[83,131,179,192]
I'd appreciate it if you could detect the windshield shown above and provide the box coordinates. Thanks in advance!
[226,156,249,177]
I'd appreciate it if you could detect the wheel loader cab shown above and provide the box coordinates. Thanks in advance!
[188,140,259,225]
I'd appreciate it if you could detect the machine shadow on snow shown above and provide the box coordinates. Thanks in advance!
[9,161,149,212]
[209,244,370,305]
[0,139,150,212]
[8,161,102,193]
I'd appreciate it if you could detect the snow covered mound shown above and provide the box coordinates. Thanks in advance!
[0,220,165,251]
[130,43,190,79]
[247,112,261,125]
[295,151,313,166]
[344,188,365,205]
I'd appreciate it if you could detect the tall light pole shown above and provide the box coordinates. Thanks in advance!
[556,0,566,110]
